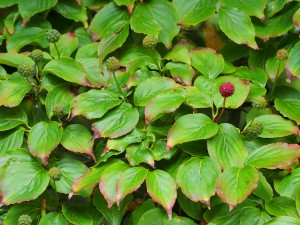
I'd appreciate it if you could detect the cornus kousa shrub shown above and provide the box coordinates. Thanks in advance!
[0,0,300,225]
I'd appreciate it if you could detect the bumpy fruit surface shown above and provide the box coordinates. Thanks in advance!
[219,82,235,97]
[106,56,120,72]
[142,35,158,49]
[18,214,32,225]
[49,167,62,181]
[29,49,43,63]
[245,122,263,138]
[52,104,65,118]
[276,49,288,61]
[252,96,267,109]
[18,63,34,77]
[45,29,61,43]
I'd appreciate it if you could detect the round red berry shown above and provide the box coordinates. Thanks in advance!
[219,82,235,97]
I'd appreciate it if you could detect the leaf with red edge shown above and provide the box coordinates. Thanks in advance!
[216,165,259,210]
[28,121,63,164]
[146,170,177,219]
[116,167,148,205]
[61,124,95,160]
[245,143,300,169]
[99,161,130,207]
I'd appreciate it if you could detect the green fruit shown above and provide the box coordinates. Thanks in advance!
[18,63,34,77]
[29,49,43,63]
[252,96,267,109]
[276,49,288,61]
[49,167,62,181]
[18,214,32,225]
[244,122,263,138]
[142,35,158,49]
[52,104,66,118]
[45,29,61,43]
[106,56,120,72]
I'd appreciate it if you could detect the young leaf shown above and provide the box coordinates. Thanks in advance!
[72,89,122,119]
[28,121,63,164]
[0,162,49,205]
[0,107,27,131]
[92,102,139,139]
[39,212,69,225]
[246,143,300,169]
[60,124,95,159]
[216,165,259,209]
[146,170,177,219]
[176,156,221,206]
[207,123,248,169]
[167,113,218,149]
[116,167,148,205]
[265,196,300,219]
[218,6,258,49]
[190,48,225,79]
[275,98,300,125]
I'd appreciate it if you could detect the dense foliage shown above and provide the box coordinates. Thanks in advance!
[0,0,300,224]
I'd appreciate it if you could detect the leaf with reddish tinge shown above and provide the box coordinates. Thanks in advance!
[293,8,300,27]
[246,143,300,169]
[92,102,139,139]
[216,165,259,209]
[146,170,177,219]
[116,167,148,205]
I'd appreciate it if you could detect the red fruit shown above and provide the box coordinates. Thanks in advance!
[219,82,235,97]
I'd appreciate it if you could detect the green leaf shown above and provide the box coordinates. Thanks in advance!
[218,6,258,49]
[49,156,89,195]
[293,8,300,27]
[45,84,74,118]
[173,0,218,26]
[72,89,121,119]
[134,77,178,106]
[125,143,155,167]
[265,196,300,219]
[114,0,135,12]
[39,212,69,225]
[0,107,27,131]
[216,165,259,209]
[28,121,63,163]
[54,0,88,28]
[129,199,156,225]
[0,0,17,8]
[76,43,98,59]
[165,216,197,225]
[92,102,139,139]
[177,189,202,221]
[190,49,225,79]
[176,157,221,206]
[213,76,250,109]
[130,0,180,48]
[286,41,300,80]
[116,167,148,204]
[136,208,168,225]
[275,98,300,125]
[207,123,248,169]
[164,44,191,65]
[99,161,130,207]
[264,216,300,225]
[252,172,273,202]
[0,128,24,155]
[151,140,176,161]
[18,0,58,20]
[246,143,300,169]
[0,76,32,107]
[240,208,272,225]
[0,162,49,205]
[145,90,185,124]
[106,128,145,152]
[61,124,95,159]
[164,62,195,86]
[265,54,286,82]
[184,86,212,108]
[254,3,299,40]
[93,189,132,225]
[167,113,218,149]
[232,67,268,87]
[49,32,79,58]
[6,27,48,53]
[265,0,292,18]
[0,53,34,67]
[98,25,129,68]
[275,167,300,199]
[221,0,266,20]
[248,115,299,138]
[146,170,177,219]
[42,58,91,86]
[89,2,129,38]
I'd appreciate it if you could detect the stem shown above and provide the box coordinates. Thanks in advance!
[215,97,226,123]
[112,71,128,101]
[270,61,282,96]
[54,42,60,58]
[35,64,40,82]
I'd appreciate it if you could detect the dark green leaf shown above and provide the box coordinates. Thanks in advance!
[0,128,24,156]
[177,189,202,221]
[18,0,58,20]
[0,107,27,131]
[265,196,300,219]
[240,208,272,225]
[252,172,273,202]
[129,199,156,225]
